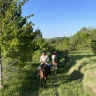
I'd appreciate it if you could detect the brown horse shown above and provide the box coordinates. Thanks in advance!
[39,63,50,87]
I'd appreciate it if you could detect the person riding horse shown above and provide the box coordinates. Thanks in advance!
[51,50,59,74]
[37,51,50,76]
[51,50,59,65]
[37,51,51,87]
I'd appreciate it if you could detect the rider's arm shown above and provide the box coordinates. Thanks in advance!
[40,56,43,64]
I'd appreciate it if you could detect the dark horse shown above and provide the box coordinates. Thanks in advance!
[39,63,50,87]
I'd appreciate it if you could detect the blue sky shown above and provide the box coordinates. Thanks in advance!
[22,0,96,38]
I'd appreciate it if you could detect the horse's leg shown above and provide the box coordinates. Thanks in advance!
[40,70,44,87]
[43,77,46,84]
[40,78,43,87]
[53,62,56,74]
[43,77,46,88]
[49,66,51,75]
[44,79,46,86]
[54,64,57,74]
[43,70,47,88]
[52,67,54,74]
[52,63,55,74]
[54,66,56,74]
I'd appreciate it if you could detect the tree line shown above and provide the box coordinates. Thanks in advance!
[0,0,49,87]
[0,0,48,62]
[47,27,96,54]
[0,0,96,69]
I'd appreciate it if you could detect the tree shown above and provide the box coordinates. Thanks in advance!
[90,30,96,54]
[0,0,43,86]
[0,0,41,60]
[90,40,96,54]
[62,37,69,50]
[79,27,88,32]
[34,27,42,38]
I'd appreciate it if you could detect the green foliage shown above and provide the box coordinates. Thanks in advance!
[47,27,95,52]
[90,40,96,54]
[0,0,44,62]
[69,28,91,51]
[48,37,69,51]
[62,37,69,50]
[90,29,96,54]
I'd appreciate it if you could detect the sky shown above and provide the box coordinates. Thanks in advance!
[22,0,96,38]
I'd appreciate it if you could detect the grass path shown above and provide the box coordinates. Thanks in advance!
[0,51,96,96]
[33,51,96,96]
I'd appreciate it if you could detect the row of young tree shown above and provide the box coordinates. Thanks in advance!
[1,0,95,63]
[0,0,49,62]
[47,27,96,54]
[0,0,49,86]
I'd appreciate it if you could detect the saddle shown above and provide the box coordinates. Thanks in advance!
[40,63,46,71]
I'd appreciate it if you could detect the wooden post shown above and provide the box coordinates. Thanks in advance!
[0,47,3,88]
[0,1,3,88]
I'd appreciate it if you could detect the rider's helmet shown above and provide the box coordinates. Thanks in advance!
[53,50,57,55]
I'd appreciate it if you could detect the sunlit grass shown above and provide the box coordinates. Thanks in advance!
[0,51,96,96]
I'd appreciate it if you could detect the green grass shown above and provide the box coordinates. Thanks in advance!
[0,50,96,96]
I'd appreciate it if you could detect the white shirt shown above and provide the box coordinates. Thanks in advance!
[52,55,56,62]
[40,55,49,64]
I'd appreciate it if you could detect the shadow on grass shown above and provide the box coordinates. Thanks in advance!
[61,54,95,73]
[57,52,95,84]
[68,70,84,81]
[19,63,40,96]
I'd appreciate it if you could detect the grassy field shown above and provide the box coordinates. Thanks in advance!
[0,50,96,96]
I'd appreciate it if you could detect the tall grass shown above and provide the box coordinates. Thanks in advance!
[0,51,96,96]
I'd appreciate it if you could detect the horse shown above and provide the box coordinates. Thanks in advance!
[51,54,59,74]
[39,63,50,87]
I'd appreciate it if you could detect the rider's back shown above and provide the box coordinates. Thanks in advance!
[40,55,49,64]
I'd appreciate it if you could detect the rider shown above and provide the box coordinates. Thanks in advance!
[37,51,50,76]
[51,50,59,65]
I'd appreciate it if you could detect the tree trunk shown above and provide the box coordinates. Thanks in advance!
[0,47,3,88]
